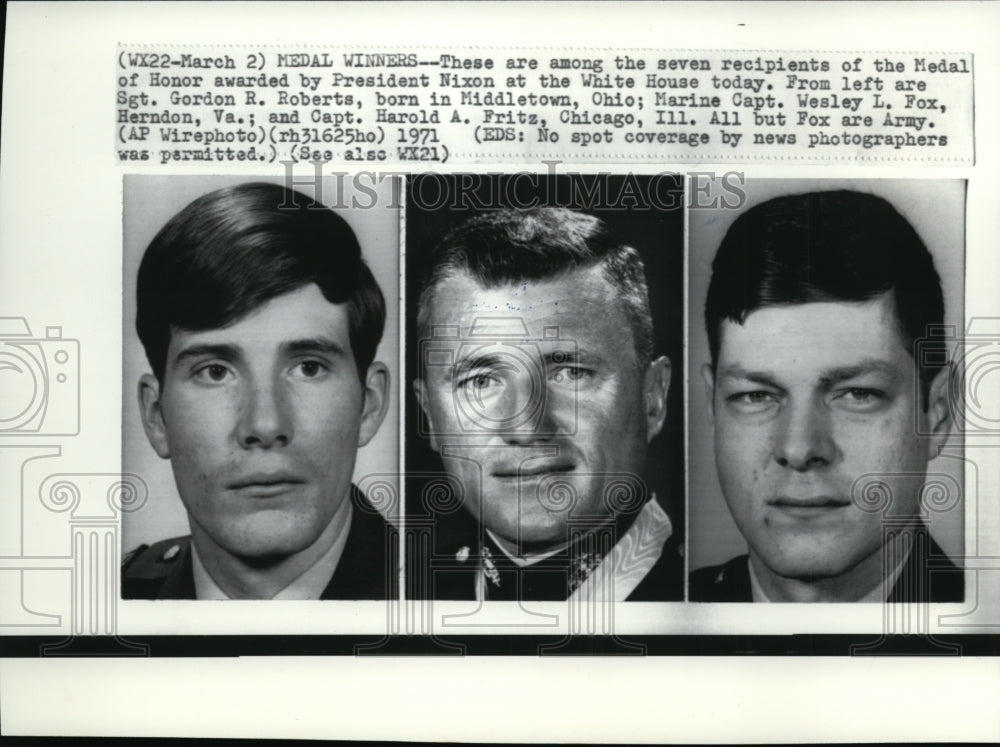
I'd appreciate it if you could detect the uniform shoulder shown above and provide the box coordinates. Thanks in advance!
[626,532,685,601]
[122,536,191,579]
[689,554,751,602]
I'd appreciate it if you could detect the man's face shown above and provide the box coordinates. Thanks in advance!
[140,284,386,559]
[416,266,669,546]
[705,293,949,582]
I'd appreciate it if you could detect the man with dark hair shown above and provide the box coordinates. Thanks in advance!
[123,182,395,600]
[413,207,682,601]
[691,189,962,603]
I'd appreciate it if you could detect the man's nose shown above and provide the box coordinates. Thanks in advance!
[772,398,838,471]
[497,375,562,446]
[237,380,292,448]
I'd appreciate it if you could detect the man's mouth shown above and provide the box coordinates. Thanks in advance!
[493,462,576,480]
[228,472,306,496]
[768,496,849,518]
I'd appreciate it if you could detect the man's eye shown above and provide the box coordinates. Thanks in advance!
[193,364,233,384]
[459,372,502,392]
[291,360,329,379]
[551,366,591,384]
[726,391,779,410]
[835,388,886,410]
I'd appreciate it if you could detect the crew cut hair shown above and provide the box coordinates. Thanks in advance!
[136,182,385,382]
[416,207,655,367]
[704,189,946,401]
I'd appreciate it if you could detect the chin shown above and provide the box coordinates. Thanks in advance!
[757,547,858,581]
[222,527,319,560]
[482,514,566,546]
[227,541,303,561]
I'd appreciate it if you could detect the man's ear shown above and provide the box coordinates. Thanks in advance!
[412,377,440,452]
[358,361,390,447]
[700,363,716,426]
[643,355,671,442]
[925,363,953,457]
[138,373,171,459]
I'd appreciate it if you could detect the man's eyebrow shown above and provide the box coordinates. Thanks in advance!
[817,360,905,388]
[173,343,241,366]
[282,337,350,358]
[715,366,781,387]
[544,349,583,365]
[717,360,906,387]
[447,352,506,382]
[172,338,350,366]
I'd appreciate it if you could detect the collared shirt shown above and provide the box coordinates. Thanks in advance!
[474,498,673,602]
[747,548,909,603]
[191,498,353,600]
[569,498,673,602]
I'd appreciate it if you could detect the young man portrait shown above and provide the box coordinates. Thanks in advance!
[689,183,965,603]
[122,179,397,600]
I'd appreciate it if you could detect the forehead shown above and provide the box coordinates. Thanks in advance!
[166,284,351,353]
[426,266,630,343]
[717,296,913,374]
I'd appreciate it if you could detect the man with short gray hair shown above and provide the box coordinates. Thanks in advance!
[413,207,682,602]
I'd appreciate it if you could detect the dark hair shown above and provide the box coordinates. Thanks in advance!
[704,189,945,401]
[136,182,385,382]
[416,207,654,366]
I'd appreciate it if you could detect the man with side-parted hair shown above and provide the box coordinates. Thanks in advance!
[412,207,683,601]
[690,189,963,603]
[123,182,395,600]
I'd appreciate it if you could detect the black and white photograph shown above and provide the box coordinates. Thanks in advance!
[405,172,685,603]
[687,179,966,604]
[121,176,401,600]
[2,1,999,742]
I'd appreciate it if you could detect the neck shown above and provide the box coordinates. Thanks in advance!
[488,529,567,563]
[488,511,628,562]
[190,496,351,599]
[749,522,919,603]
